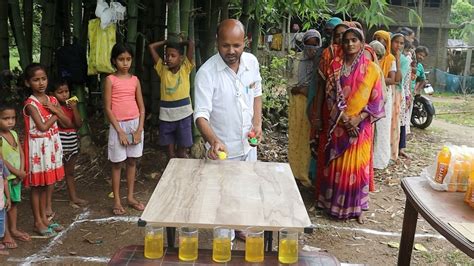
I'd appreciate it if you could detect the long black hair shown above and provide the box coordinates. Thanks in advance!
[110,43,134,67]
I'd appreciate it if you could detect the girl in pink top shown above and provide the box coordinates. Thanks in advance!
[104,43,145,215]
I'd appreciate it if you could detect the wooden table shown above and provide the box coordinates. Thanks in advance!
[140,159,312,251]
[398,176,474,265]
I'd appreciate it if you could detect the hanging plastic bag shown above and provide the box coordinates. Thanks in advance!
[87,18,116,75]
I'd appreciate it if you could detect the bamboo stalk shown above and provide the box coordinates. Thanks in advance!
[0,0,9,70]
[23,0,33,62]
[9,0,31,69]
[167,0,180,42]
[126,0,138,72]
[72,0,82,41]
[39,0,56,72]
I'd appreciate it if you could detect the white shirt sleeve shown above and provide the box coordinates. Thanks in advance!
[253,58,263,97]
[390,60,397,72]
[193,69,213,123]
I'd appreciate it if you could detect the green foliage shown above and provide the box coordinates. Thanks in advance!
[261,56,289,129]
[449,0,474,41]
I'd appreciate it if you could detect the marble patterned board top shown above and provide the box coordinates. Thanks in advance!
[140,159,312,230]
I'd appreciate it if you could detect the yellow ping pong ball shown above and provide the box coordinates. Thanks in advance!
[217,151,227,160]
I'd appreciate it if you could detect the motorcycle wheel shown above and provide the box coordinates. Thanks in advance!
[411,97,433,129]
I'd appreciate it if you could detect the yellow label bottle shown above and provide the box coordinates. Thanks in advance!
[435,147,451,184]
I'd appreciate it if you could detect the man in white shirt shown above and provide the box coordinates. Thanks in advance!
[194,19,262,161]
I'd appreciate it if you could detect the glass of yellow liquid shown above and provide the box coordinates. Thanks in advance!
[245,227,264,263]
[178,227,198,261]
[144,225,164,259]
[212,226,232,262]
[278,228,298,264]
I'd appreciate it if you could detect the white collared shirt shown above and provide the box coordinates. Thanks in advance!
[194,52,262,158]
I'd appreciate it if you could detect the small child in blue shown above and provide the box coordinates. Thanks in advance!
[0,154,12,254]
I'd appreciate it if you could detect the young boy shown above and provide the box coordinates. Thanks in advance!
[0,103,29,249]
[148,39,195,158]
[0,138,12,254]
[413,46,429,95]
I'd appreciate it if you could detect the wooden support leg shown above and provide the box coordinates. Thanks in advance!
[398,200,418,266]
[166,227,176,248]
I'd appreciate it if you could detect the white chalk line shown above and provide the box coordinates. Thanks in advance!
[13,209,140,265]
[311,223,445,239]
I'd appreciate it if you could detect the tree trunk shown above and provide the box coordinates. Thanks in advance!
[221,0,229,21]
[40,0,56,72]
[62,0,72,45]
[127,0,138,72]
[240,0,251,33]
[9,0,30,69]
[168,0,180,42]
[0,0,9,71]
[23,0,33,62]
[72,0,82,41]
[180,0,191,38]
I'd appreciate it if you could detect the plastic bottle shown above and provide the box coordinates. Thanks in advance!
[457,159,471,192]
[448,161,461,192]
[435,146,451,184]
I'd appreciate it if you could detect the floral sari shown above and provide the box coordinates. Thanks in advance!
[317,45,384,219]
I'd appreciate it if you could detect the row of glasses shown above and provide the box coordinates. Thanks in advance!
[144,226,299,264]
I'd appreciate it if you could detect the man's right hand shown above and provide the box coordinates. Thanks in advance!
[208,139,227,160]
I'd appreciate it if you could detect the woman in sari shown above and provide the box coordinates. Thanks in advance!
[317,28,385,223]
[309,22,348,195]
[390,33,406,160]
[288,29,321,187]
[372,30,398,168]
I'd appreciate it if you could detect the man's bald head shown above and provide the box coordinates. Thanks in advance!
[217,19,245,39]
[216,19,245,69]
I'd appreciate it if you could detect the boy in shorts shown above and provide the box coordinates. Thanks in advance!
[148,38,195,158]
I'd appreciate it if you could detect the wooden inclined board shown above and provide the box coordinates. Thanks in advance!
[141,159,312,231]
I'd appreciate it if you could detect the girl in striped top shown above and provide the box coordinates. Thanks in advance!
[51,80,87,207]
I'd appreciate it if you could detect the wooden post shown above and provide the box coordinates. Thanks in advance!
[127,0,138,72]
[416,0,423,38]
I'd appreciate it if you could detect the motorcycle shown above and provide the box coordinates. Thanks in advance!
[411,81,435,129]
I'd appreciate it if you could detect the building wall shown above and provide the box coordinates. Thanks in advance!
[379,0,454,70]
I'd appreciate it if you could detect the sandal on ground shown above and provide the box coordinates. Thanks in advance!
[2,240,17,249]
[112,206,126,216]
[12,232,31,242]
[127,201,145,211]
[34,227,57,238]
[48,223,65,232]
[46,212,56,221]
[0,244,9,255]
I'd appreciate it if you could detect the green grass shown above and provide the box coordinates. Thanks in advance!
[432,98,474,127]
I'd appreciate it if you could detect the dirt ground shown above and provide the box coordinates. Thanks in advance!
[1,96,473,265]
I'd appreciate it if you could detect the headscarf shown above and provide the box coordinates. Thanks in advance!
[326,17,343,29]
[303,29,321,44]
[373,30,395,77]
[369,40,386,60]
[298,29,321,86]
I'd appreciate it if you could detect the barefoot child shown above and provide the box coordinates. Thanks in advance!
[104,43,145,215]
[0,103,30,249]
[23,63,69,236]
[0,153,11,254]
[148,39,194,158]
[51,80,87,207]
